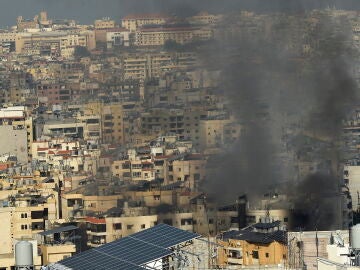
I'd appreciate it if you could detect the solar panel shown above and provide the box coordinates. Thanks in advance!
[49,249,146,270]
[96,236,172,265]
[130,223,201,248]
[48,224,200,270]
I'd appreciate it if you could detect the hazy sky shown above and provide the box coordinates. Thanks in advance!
[0,0,360,28]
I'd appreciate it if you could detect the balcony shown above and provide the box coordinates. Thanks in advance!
[227,257,243,265]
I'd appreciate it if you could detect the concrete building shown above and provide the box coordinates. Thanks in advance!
[0,191,59,257]
[36,81,71,105]
[121,13,170,32]
[15,30,96,57]
[94,27,130,47]
[288,230,350,270]
[94,18,116,29]
[217,221,287,268]
[140,107,209,144]
[84,201,238,248]
[344,164,360,210]
[199,115,241,150]
[188,11,221,25]
[122,51,197,81]
[38,225,78,265]
[135,25,195,46]
[86,214,158,247]
[0,126,28,164]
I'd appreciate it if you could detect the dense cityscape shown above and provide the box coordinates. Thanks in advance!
[1,2,360,270]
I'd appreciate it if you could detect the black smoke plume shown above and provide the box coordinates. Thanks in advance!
[291,173,343,230]
[201,11,358,230]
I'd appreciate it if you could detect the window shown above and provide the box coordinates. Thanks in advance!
[141,224,146,229]
[31,211,44,219]
[21,213,27,218]
[113,223,122,230]
[284,217,288,222]
[127,224,134,230]
[181,218,193,225]
[21,224,28,230]
[132,172,141,177]
[122,163,130,169]
[252,251,259,259]
[229,250,242,259]
[266,253,269,258]
[32,222,44,230]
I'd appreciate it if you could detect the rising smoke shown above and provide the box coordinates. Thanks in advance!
[200,11,359,230]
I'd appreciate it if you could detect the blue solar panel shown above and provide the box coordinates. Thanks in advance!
[48,224,200,270]
[96,236,172,265]
[130,223,201,248]
[49,249,146,270]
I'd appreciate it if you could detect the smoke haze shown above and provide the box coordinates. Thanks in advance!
[2,0,358,230]
[2,0,360,27]
[201,11,358,229]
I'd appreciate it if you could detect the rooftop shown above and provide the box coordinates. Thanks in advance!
[122,13,170,20]
[221,229,287,244]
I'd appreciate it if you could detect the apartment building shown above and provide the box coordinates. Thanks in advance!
[31,139,100,176]
[101,103,125,144]
[15,31,96,57]
[165,154,205,189]
[60,62,85,82]
[79,101,139,145]
[288,230,350,270]
[122,51,197,81]
[36,81,71,105]
[0,106,33,161]
[344,163,360,210]
[111,136,205,188]
[0,192,58,250]
[0,32,18,50]
[188,11,221,25]
[106,29,130,48]
[85,201,238,247]
[199,115,241,150]
[94,18,116,29]
[121,13,170,32]
[67,81,100,101]
[8,70,33,104]
[140,107,209,145]
[135,25,194,46]
[86,213,158,247]
[217,221,287,267]
[61,193,124,220]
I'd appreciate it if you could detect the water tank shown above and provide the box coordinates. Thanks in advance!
[15,241,33,267]
[351,224,360,249]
